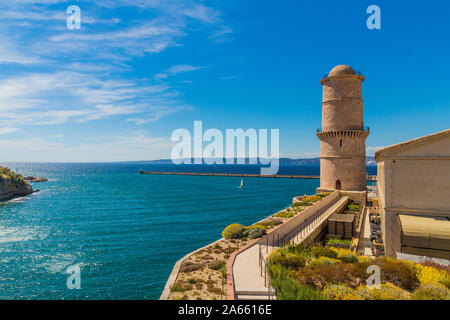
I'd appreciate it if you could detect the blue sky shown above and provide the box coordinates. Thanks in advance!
[0,0,449,162]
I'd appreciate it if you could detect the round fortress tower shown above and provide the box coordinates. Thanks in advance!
[317,65,369,191]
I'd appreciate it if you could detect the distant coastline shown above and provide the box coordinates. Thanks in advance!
[129,156,377,166]
[139,171,320,179]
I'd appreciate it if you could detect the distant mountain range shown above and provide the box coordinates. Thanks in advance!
[136,156,377,166]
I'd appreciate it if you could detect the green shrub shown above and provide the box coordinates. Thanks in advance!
[208,260,225,271]
[274,210,295,219]
[277,243,312,259]
[338,254,360,264]
[374,258,419,291]
[259,218,283,229]
[292,202,303,207]
[311,246,338,259]
[411,284,450,300]
[309,257,342,266]
[170,284,186,292]
[323,284,362,300]
[246,224,267,230]
[269,253,306,270]
[355,283,410,300]
[297,257,418,291]
[299,201,313,206]
[416,264,450,288]
[303,195,322,202]
[180,262,203,272]
[347,204,360,211]
[326,238,351,247]
[243,227,265,239]
[207,287,224,295]
[222,223,245,239]
[268,265,325,300]
[293,244,313,259]
[0,167,26,186]
[317,192,331,198]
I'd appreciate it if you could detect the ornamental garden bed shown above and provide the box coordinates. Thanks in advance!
[267,243,450,300]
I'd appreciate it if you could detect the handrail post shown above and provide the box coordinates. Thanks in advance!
[260,255,263,277]
[259,244,261,267]
[265,264,267,287]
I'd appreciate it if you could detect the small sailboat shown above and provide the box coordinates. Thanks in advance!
[239,179,244,190]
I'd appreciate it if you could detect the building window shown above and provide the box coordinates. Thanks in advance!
[336,180,342,190]
[340,139,343,147]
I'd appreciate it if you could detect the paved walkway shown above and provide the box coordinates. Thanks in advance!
[233,196,349,300]
[358,207,374,256]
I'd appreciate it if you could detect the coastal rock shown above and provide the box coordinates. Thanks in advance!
[23,176,48,183]
[0,167,34,201]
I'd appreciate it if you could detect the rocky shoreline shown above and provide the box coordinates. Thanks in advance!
[0,167,36,202]
[23,176,48,183]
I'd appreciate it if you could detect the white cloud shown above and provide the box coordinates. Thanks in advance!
[0,35,44,65]
[50,23,178,42]
[0,72,189,126]
[154,73,169,79]
[366,146,386,155]
[209,25,234,43]
[0,1,230,66]
[126,104,193,124]
[0,127,20,135]
[0,133,176,162]
[154,64,202,79]
[167,64,202,74]
[183,4,221,24]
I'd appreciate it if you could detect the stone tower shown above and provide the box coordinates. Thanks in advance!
[317,65,369,191]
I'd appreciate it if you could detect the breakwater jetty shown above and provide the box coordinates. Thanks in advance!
[139,171,377,181]
[139,170,320,179]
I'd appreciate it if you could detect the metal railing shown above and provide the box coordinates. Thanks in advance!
[322,70,362,78]
[317,126,370,133]
[257,201,336,293]
[258,245,275,300]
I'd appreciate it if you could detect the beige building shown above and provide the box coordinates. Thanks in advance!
[375,129,450,259]
[317,65,369,191]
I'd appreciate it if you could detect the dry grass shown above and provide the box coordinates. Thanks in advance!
[169,238,250,300]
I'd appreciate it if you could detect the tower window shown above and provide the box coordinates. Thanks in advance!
[340,139,343,147]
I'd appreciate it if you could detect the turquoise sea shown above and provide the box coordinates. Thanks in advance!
[0,163,376,299]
